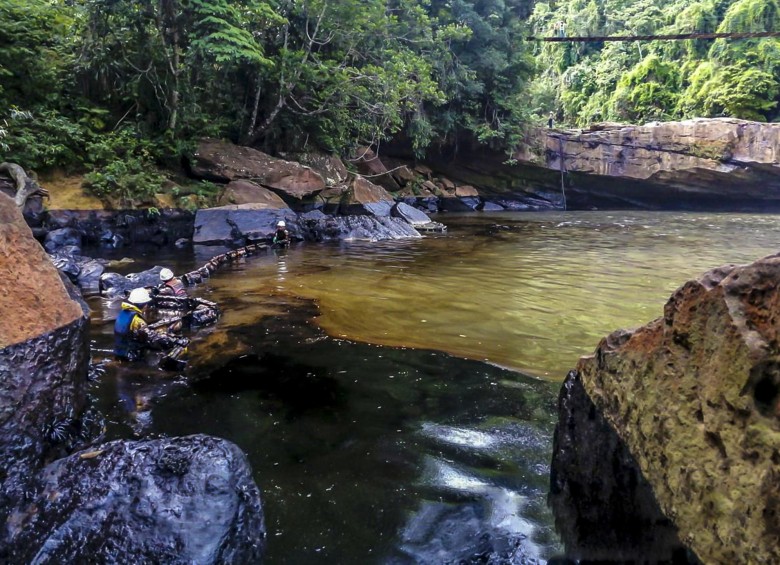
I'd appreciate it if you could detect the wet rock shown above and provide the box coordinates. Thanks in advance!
[549,371,691,562]
[44,209,194,248]
[552,253,780,564]
[417,197,439,213]
[439,196,477,212]
[339,175,395,216]
[99,266,166,297]
[44,227,82,253]
[76,259,107,290]
[49,251,107,290]
[0,193,93,537]
[391,202,432,226]
[495,198,556,211]
[7,435,265,565]
[193,205,294,245]
[301,215,421,242]
[394,502,533,564]
[299,209,328,221]
[480,201,505,211]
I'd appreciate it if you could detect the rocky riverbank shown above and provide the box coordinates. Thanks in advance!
[0,193,266,563]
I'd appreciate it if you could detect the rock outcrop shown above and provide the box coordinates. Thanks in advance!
[538,118,780,210]
[381,118,780,211]
[0,194,84,348]
[216,179,291,208]
[189,140,438,243]
[191,138,327,200]
[7,435,265,565]
[550,253,780,563]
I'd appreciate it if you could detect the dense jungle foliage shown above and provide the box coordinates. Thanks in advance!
[0,0,777,201]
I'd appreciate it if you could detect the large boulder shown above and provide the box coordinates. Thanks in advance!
[0,192,91,535]
[551,253,780,564]
[340,175,395,216]
[191,139,326,200]
[0,193,84,348]
[352,146,401,192]
[278,151,349,187]
[193,204,295,245]
[216,179,291,208]
[6,435,265,564]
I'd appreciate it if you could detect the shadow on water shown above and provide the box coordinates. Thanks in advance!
[118,303,563,564]
[192,353,347,418]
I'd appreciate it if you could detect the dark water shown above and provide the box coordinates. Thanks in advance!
[85,211,780,563]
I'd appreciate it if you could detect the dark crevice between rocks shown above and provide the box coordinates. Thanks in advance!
[549,370,701,564]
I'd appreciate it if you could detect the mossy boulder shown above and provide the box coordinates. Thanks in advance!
[566,253,780,563]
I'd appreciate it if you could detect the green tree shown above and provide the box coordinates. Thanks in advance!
[245,0,444,154]
[611,54,681,122]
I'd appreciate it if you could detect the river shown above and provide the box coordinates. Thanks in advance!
[85,211,780,563]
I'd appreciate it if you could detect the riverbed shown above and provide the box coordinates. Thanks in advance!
[85,211,780,563]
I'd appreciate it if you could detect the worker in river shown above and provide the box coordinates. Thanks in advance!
[114,287,188,362]
[158,267,187,297]
[272,220,290,247]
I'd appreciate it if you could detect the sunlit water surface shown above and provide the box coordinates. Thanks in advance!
[85,211,780,564]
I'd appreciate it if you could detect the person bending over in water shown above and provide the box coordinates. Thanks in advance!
[157,268,187,297]
[114,287,188,362]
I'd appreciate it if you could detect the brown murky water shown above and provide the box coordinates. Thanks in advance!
[201,211,780,379]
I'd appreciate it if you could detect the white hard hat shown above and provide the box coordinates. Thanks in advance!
[128,287,152,305]
[277,220,286,227]
[160,268,174,281]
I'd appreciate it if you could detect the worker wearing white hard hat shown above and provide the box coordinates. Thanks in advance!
[273,219,290,247]
[114,286,188,362]
[158,267,187,297]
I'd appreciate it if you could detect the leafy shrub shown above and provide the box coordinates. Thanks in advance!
[84,157,165,205]
[1,109,86,169]
[83,128,166,205]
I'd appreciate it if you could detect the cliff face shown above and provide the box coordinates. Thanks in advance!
[382,118,780,211]
[534,119,780,210]
[551,253,780,563]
